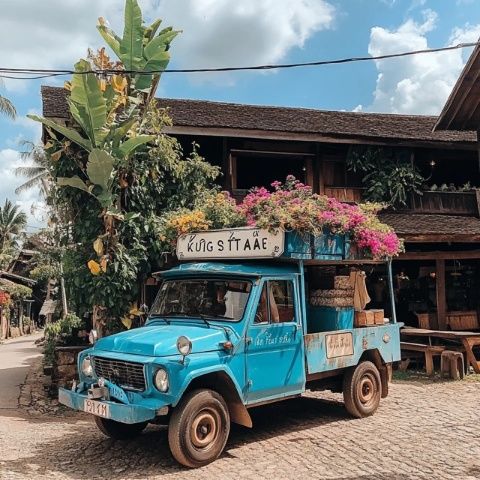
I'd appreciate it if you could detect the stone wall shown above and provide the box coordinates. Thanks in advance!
[53,346,88,388]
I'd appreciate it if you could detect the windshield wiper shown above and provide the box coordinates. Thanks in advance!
[148,315,170,325]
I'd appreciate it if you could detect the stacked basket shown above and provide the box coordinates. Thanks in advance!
[310,276,353,308]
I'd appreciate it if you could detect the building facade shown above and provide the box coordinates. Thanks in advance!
[41,85,480,330]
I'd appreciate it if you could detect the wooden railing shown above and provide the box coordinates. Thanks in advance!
[404,191,480,216]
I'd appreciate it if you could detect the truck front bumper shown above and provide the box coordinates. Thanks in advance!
[59,387,162,424]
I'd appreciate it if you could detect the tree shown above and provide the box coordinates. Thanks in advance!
[0,81,15,119]
[29,0,220,335]
[0,199,27,252]
[15,141,51,196]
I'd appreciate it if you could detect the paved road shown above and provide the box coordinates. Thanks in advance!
[0,333,43,409]
[1,378,480,479]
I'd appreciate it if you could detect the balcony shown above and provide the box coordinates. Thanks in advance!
[404,190,480,216]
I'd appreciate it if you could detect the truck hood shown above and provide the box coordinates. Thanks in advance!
[93,322,230,357]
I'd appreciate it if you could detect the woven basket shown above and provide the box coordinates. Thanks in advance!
[334,276,352,290]
[311,296,354,308]
[311,289,354,299]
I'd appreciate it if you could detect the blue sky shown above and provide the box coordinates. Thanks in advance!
[0,0,479,230]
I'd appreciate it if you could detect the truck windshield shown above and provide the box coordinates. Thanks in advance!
[150,278,252,321]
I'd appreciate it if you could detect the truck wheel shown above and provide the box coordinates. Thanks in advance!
[168,389,230,468]
[94,416,148,440]
[343,361,381,418]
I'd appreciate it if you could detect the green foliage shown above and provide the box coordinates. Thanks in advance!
[30,264,58,282]
[28,0,223,330]
[0,199,27,255]
[97,0,180,92]
[44,313,84,364]
[347,147,424,207]
[0,282,32,300]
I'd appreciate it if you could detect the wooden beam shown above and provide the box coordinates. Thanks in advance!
[401,234,480,243]
[305,157,314,188]
[436,259,447,330]
[221,137,228,190]
[317,144,325,195]
[477,128,480,173]
[229,148,315,157]
[398,250,480,260]
[162,126,476,151]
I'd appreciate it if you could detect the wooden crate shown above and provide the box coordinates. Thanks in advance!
[446,311,479,331]
[415,313,438,330]
[354,310,375,327]
[372,309,384,325]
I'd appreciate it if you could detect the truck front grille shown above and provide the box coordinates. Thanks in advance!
[92,357,146,392]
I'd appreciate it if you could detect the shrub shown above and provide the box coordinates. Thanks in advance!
[44,313,84,365]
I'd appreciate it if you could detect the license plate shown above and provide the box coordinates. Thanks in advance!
[84,399,110,418]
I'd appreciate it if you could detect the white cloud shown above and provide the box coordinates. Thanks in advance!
[0,0,335,91]
[152,0,335,70]
[359,10,480,115]
[0,148,46,231]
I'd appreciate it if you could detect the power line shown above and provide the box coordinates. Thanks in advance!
[0,41,478,80]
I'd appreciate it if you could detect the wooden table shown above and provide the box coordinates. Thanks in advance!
[401,327,480,373]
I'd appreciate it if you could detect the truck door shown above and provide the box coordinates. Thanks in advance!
[245,278,305,403]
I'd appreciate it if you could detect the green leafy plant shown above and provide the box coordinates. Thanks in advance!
[347,147,424,207]
[44,313,84,364]
[28,1,221,335]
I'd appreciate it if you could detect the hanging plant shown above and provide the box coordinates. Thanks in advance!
[346,146,424,207]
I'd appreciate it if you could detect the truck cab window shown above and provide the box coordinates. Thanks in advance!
[254,281,295,324]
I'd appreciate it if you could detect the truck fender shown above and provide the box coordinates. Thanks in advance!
[359,349,390,398]
[177,367,252,428]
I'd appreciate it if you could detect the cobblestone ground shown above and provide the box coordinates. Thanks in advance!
[1,380,480,480]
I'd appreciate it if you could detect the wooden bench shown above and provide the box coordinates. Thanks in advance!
[400,342,445,375]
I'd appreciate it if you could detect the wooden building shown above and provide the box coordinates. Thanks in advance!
[41,85,480,330]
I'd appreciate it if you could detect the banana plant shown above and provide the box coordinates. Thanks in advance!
[29,61,153,157]
[97,0,180,94]
[57,149,115,209]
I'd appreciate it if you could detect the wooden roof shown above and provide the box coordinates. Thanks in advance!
[41,86,476,148]
[434,41,480,131]
[380,213,480,242]
[0,270,36,286]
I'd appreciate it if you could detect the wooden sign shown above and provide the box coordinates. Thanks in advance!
[177,228,285,260]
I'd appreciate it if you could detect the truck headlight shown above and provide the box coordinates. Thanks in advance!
[176,336,192,356]
[154,368,169,392]
[81,356,93,377]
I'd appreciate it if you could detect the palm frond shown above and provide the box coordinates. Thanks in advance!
[15,166,46,178]
[0,95,16,119]
[15,172,50,195]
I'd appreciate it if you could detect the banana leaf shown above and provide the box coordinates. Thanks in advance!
[143,19,162,43]
[28,115,92,152]
[117,135,154,158]
[144,28,179,59]
[120,0,144,71]
[97,23,122,58]
[87,149,115,190]
[69,60,107,147]
[57,176,90,192]
[135,51,171,91]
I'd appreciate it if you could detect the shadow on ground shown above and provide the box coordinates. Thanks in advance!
[1,395,361,479]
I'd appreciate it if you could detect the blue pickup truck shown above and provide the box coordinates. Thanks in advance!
[59,228,401,468]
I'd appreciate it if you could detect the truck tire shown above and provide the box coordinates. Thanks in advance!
[168,389,230,468]
[94,416,148,440]
[343,361,381,418]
